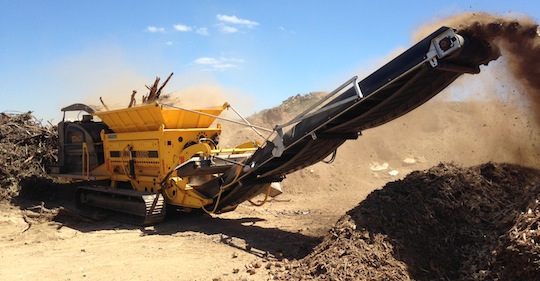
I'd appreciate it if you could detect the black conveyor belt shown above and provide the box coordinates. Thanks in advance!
[210,26,500,211]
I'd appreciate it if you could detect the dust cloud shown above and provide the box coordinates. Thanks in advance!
[372,12,540,169]
[51,45,254,119]
[415,13,540,122]
[96,77,255,118]
[166,83,255,120]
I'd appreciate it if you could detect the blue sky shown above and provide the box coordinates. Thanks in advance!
[1,1,539,122]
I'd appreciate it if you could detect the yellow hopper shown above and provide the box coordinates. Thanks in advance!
[94,102,226,133]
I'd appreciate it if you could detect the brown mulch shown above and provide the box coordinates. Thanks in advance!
[274,163,540,280]
[0,112,59,201]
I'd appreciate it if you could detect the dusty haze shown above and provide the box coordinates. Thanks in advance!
[416,13,540,121]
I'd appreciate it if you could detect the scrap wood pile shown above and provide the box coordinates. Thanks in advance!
[0,112,59,201]
[274,163,540,280]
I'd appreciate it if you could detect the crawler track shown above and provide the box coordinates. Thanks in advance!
[76,186,166,225]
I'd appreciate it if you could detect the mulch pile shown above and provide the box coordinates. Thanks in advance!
[274,163,540,280]
[0,112,59,201]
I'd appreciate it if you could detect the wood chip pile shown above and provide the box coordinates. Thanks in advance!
[0,112,59,201]
[275,163,540,280]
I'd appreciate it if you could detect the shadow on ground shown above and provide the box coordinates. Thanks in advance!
[12,176,320,260]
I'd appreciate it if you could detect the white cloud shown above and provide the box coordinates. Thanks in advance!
[195,57,220,65]
[173,24,192,32]
[173,24,209,36]
[146,26,165,33]
[194,57,245,70]
[196,27,209,36]
[216,14,259,28]
[217,24,238,34]
[166,41,173,46]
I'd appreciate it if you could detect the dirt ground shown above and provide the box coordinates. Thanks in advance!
[0,178,382,281]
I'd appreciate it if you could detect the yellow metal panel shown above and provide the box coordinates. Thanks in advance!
[94,102,226,132]
[162,108,224,129]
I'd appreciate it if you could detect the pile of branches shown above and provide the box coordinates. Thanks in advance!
[0,112,58,201]
[275,163,540,280]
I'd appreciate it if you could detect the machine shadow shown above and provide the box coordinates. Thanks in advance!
[158,212,321,259]
[12,180,320,260]
[60,211,320,260]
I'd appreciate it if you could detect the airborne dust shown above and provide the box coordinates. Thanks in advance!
[420,13,540,122]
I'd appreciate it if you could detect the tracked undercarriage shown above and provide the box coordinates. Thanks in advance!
[75,186,166,225]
